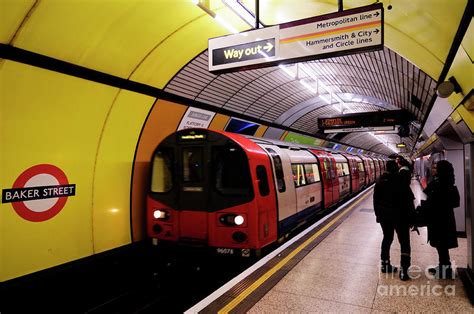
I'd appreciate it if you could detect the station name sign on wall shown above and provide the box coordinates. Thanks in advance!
[209,3,383,73]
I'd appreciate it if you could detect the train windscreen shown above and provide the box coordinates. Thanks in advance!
[151,149,173,193]
[212,145,251,196]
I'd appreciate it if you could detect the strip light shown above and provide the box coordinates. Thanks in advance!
[222,0,264,28]
[369,132,398,153]
[193,0,239,34]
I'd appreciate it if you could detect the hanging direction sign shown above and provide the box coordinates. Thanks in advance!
[279,3,383,61]
[208,3,383,73]
[209,26,279,72]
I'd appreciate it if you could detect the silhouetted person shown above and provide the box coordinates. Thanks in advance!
[373,160,415,281]
[396,157,412,186]
[421,160,460,279]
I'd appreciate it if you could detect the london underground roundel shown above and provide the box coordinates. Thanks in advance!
[1,164,76,222]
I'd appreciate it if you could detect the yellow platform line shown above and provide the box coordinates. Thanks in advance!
[218,192,370,313]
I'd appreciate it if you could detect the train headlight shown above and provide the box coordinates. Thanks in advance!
[234,215,244,226]
[219,214,245,226]
[153,209,169,220]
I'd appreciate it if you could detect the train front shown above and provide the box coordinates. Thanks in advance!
[146,128,276,257]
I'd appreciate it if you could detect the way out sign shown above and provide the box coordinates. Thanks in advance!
[208,3,383,73]
[2,164,76,222]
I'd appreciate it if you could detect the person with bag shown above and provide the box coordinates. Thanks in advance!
[373,160,416,281]
[419,160,460,279]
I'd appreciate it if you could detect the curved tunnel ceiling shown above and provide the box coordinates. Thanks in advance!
[2,0,469,157]
[165,47,437,155]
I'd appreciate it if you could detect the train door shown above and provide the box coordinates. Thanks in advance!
[260,145,297,225]
[177,145,210,239]
[333,154,350,200]
[342,154,359,194]
[309,150,337,208]
[372,157,381,180]
[369,158,376,183]
[361,156,370,185]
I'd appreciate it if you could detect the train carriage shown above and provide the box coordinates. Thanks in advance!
[147,128,376,257]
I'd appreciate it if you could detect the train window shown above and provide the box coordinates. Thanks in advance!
[151,149,173,193]
[256,165,270,196]
[304,164,320,183]
[323,160,331,180]
[342,163,350,176]
[265,148,286,193]
[212,145,251,196]
[358,162,365,172]
[336,163,344,177]
[311,164,321,182]
[182,147,203,183]
[292,164,306,187]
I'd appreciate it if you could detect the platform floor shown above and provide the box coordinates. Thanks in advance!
[248,180,472,312]
[189,180,472,313]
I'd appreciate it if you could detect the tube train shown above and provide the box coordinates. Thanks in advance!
[147,128,386,257]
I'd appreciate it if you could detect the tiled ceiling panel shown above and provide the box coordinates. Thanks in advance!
[164,47,437,155]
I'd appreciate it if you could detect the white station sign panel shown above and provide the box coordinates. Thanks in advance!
[279,5,382,60]
[208,3,383,73]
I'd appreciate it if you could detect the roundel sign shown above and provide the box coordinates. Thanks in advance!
[2,164,76,222]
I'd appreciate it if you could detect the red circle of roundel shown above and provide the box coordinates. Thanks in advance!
[11,164,69,222]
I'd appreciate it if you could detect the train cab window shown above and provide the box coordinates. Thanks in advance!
[265,148,286,193]
[256,165,270,196]
[151,149,173,193]
[212,145,251,196]
[292,164,306,187]
[304,163,320,183]
[182,147,203,183]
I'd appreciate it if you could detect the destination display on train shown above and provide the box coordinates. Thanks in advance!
[209,3,383,73]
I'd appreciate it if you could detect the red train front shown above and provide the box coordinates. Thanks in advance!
[147,128,278,257]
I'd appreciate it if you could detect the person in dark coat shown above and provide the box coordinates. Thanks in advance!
[397,157,412,186]
[421,160,460,279]
[373,160,415,281]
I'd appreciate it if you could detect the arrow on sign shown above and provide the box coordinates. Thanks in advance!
[374,29,380,34]
[374,11,380,17]
[264,42,274,53]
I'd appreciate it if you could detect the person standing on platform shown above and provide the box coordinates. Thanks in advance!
[396,156,412,186]
[373,160,415,281]
[421,160,460,279]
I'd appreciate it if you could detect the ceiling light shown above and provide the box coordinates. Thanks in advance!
[222,0,264,28]
[214,14,239,33]
[300,80,317,94]
[279,65,296,78]
[319,94,332,104]
[193,0,240,34]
